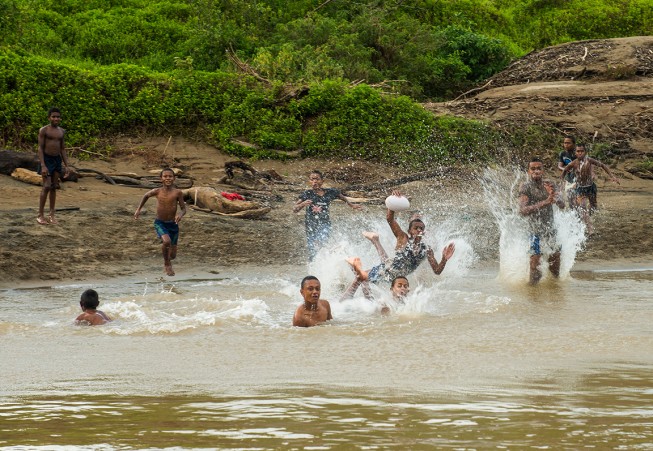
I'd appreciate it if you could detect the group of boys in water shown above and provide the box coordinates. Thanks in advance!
[34,108,619,327]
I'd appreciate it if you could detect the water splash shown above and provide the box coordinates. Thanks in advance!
[481,167,586,285]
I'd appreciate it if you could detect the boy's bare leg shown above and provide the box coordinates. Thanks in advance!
[346,257,369,281]
[363,231,389,262]
[361,281,373,300]
[548,251,561,278]
[577,196,593,235]
[37,178,50,224]
[48,172,60,224]
[340,278,361,301]
[529,254,542,285]
[161,236,175,276]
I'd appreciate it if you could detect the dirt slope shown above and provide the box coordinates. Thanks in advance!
[425,36,653,164]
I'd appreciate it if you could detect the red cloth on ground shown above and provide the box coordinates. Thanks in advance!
[221,192,245,201]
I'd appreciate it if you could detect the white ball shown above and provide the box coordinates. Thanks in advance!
[385,195,410,212]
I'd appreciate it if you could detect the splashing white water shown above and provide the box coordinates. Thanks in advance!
[481,167,586,285]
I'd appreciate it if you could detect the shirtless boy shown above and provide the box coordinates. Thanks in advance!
[37,107,70,225]
[134,168,187,276]
[293,276,333,327]
[557,135,577,207]
[560,143,619,235]
[519,157,566,285]
[75,289,111,326]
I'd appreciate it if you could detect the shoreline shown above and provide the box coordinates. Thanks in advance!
[1,138,651,285]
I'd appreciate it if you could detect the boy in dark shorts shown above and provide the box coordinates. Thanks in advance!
[560,143,619,236]
[134,168,187,276]
[347,191,455,285]
[37,107,70,225]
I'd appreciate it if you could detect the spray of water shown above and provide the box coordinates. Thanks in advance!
[481,167,586,285]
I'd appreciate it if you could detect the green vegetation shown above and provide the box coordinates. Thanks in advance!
[0,0,650,165]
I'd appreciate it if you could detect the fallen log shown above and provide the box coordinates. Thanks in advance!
[183,186,271,219]
[76,168,117,185]
[0,150,38,175]
[11,167,41,186]
[190,204,272,219]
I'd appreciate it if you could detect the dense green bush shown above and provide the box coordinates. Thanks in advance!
[0,51,443,165]
[1,0,650,166]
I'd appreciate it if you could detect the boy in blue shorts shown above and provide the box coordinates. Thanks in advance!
[134,168,187,276]
[519,158,566,285]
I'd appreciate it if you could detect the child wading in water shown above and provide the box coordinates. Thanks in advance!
[75,289,111,326]
[134,168,187,276]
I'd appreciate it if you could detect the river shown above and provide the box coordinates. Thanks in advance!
[1,171,652,449]
[1,259,652,448]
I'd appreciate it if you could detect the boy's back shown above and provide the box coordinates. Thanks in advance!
[75,310,108,326]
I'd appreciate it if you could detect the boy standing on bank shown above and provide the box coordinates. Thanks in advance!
[134,168,187,276]
[37,107,70,225]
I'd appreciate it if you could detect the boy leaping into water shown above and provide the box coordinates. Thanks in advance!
[134,168,187,276]
[345,190,455,293]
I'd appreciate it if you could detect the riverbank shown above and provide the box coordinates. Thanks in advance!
[0,136,651,285]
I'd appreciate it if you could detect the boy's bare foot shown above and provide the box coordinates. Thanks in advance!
[346,257,361,269]
[362,231,379,242]
[346,257,368,281]
[165,265,175,276]
[37,216,48,225]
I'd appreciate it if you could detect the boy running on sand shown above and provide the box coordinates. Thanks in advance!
[37,107,71,225]
[561,143,619,235]
[134,168,187,276]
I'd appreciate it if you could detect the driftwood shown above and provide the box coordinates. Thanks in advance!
[11,168,42,186]
[190,205,272,219]
[342,168,452,192]
[183,186,271,219]
[0,150,38,175]
[75,168,193,189]
[76,168,117,185]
